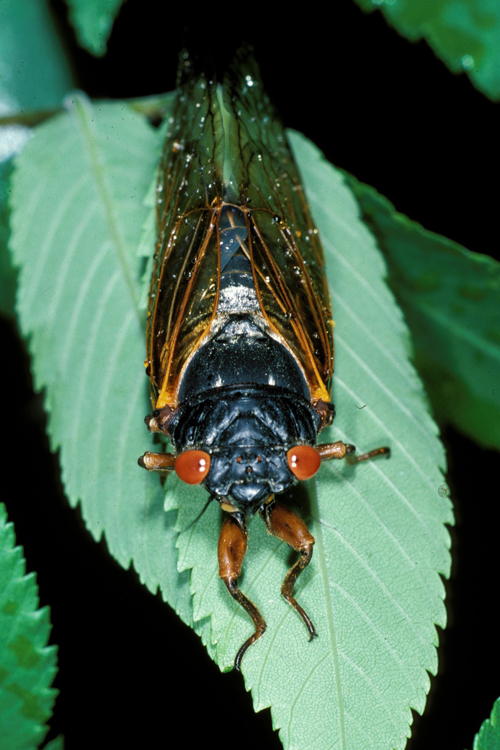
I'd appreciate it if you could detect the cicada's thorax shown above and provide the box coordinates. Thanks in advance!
[164,203,330,517]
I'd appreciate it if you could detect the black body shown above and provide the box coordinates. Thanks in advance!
[163,202,327,516]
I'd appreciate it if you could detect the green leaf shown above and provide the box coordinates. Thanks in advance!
[8,96,203,638]
[169,131,454,750]
[472,697,500,750]
[9,98,453,749]
[65,0,126,56]
[353,0,500,101]
[0,503,58,749]
[0,0,74,318]
[345,173,500,453]
[0,161,17,317]
[44,738,64,750]
[0,0,73,111]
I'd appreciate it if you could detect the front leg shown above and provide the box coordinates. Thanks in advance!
[138,451,175,471]
[317,440,390,463]
[218,514,266,671]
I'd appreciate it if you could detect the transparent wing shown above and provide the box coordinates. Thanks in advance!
[147,53,223,409]
[223,48,333,402]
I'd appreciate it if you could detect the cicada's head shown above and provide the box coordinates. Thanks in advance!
[170,387,323,517]
[175,442,321,516]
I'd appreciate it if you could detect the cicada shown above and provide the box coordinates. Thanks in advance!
[139,48,389,670]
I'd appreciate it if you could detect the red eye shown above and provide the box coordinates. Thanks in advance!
[175,450,211,484]
[287,445,321,481]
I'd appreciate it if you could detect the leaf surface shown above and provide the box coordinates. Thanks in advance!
[0,0,73,111]
[346,173,500,452]
[65,0,125,56]
[9,97,200,634]
[171,131,454,750]
[353,0,500,100]
[472,697,500,750]
[44,737,65,750]
[0,161,17,317]
[9,99,454,750]
[0,0,73,318]
[0,503,58,749]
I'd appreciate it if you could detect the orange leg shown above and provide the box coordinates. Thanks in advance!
[345,446,390,464]
[317,440,390,464]
[261,502,317,640]
[218,514,266,671]
[137,451,175,471]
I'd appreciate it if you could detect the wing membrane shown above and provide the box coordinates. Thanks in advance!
[147,54,223,408]
[224,49,333,401]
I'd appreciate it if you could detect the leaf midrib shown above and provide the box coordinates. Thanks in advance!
[311,482,347,750]
[71,95,141,322]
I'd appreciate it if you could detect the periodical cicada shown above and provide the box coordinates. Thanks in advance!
[139,48,389,670]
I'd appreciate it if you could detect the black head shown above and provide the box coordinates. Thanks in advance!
[169,386,322,517]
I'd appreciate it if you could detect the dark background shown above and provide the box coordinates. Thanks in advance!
[3,1,499,748]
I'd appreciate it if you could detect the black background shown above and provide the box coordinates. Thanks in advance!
[3,1,499,748]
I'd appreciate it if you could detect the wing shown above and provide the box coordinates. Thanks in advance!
[147,49,333,411]
[146,53,224,409]
[223,48,333,404]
